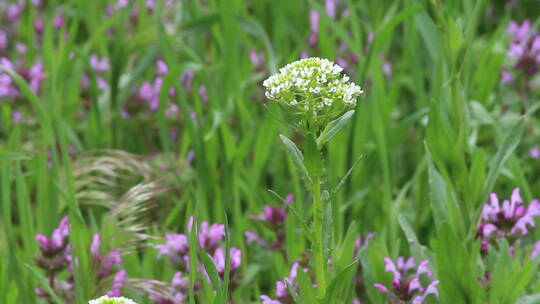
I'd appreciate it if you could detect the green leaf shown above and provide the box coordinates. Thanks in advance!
[0,152,29,161]
[483,118,524,198]
[279,134,312,185]
[322,259,358,304]
[317,110,355,146]
[180,13,220,32]
[434,223,483,304]
[296,266,318,303]
[199,250,223,294]
[398,215,432,261]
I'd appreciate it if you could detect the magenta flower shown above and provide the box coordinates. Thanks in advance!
[155,233,189,264]
[91,233,101,258]
[250,205,288,226]
[530,147,540,159]
[308,9,319,49]
[107,270,127,296]
[54,13,65,29]
[325,0,336,19]
[506,20,540,77]
[89,54,110,72]
[5,2,24,23]
[156,60,168,76]
[35,216,70,254]
[477,188,540,251]
[211,247,242,275]
[198,221,225,252]
[117,0,129,9]
[374,257,439,304]
[198,85,208,102]
[260,262,302,304]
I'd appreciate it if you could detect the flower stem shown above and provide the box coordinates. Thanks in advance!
[312,174,326,298]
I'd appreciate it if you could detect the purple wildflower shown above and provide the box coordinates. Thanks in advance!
[54,13,65,29]
[261,262,304,304]
[374,257,439,304]
[156,60,168,76]
[155,233,189,264]
[309,9,319,49]
[250,205,287,226]
[91,233,101,258]
[198,221,225,252]
[325,0,336,19]
[506,20,540,77]
[89,55,110,72]
[34,18,44,36]
[12,110,22,124]
[107,270,127,296]
[211,247,242,275]
[530,147,540,159]
[477,188,540,251]
[117,0,129,9]
[198,85,208,102]
[5,2,24,23]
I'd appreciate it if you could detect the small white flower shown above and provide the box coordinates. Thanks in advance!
[262,57,364,128]
[89,295,139,304]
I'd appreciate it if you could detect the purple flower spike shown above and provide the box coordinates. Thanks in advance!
[375,257,438,303]
[262,262,303,303]
[107,270,126,296]
[310,9,319,34]
[155,233,188,264]
[91,234,101,258]
[477,187,540,251]
[199,221,225,252]
[117,0,129,9]
[285,193,294,204]
[156,60,168,76]
[505,20,540,77]
[6,3,24,23]
[250,205,287,226]
[89,55,110,72]
[54,13,65,28]
[198,85,208,102]
[530,147,540,159]
[212,247,241,275]
[325,0,336,19]
[261,295,283,304]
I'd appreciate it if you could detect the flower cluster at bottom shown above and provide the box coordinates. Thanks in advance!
[152,217,242,302]
[374,257,439,304]
[34,217,125,301]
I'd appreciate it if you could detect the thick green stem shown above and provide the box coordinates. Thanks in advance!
[312,174,326,298]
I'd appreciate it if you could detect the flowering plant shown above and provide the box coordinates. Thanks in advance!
[263,57,363,133]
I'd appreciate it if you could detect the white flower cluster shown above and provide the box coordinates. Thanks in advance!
[89,296,138,304]
[263,57,363,112]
